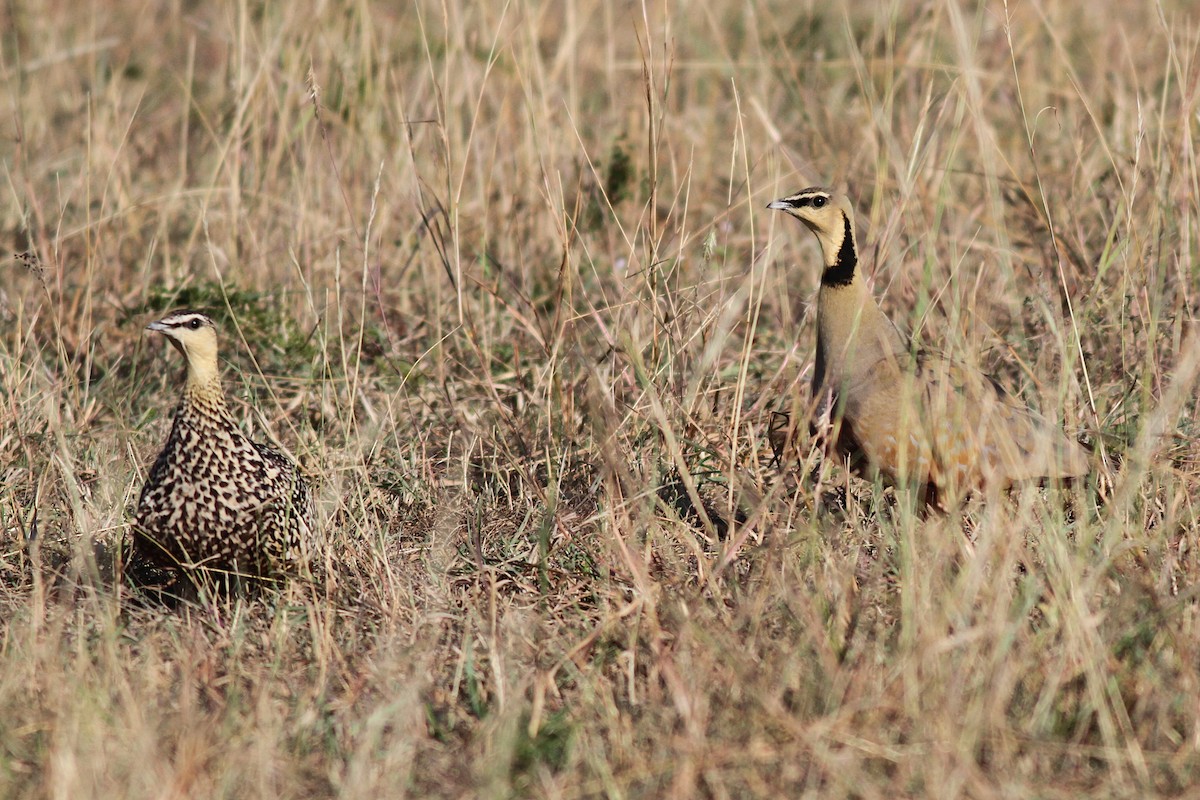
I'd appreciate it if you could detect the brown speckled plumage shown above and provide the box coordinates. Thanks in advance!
[134,310,314,581]
[768,187,1089,506]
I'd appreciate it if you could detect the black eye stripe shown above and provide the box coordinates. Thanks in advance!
[164,317,205,329]
[788,194,831,208]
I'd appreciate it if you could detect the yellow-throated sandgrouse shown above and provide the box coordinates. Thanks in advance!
[134,310,314,581]
[768,187,1089,506]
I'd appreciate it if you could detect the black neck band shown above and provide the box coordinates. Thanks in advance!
[820,214,857,288]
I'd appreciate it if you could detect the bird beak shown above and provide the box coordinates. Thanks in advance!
[767,199,791,210]
[146,320,169,333]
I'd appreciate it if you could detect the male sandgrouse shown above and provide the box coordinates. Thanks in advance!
[768,187,1089,507]
[134,310,314,583]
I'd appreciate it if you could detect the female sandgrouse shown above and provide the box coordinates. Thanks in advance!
[134,310,314,582]
[768,187,1089,507]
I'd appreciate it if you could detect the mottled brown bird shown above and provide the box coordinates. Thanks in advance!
[768,187,1089,506]
[134,310,314,583]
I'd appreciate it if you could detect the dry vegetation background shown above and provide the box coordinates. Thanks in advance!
[1,0,1199,796]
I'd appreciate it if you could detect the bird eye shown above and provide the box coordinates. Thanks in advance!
[188,318,201,330]
[813,196,827,208]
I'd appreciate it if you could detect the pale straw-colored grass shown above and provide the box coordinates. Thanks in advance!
[1,0,1197,796]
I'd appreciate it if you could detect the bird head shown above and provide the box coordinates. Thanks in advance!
[768,186,854,238]
[147,310,220,386]
[768,187,858,280]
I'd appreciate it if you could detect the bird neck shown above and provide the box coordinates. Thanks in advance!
[176,331,223,398]
[818,212,858,288]
[813,213,906,392]
[181,356,230,422]
[181,377,230,420]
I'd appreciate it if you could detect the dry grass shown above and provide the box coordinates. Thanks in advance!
[1,0,1199,796]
